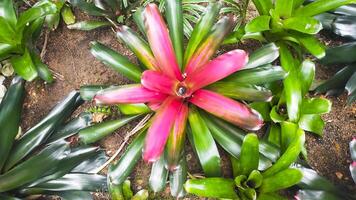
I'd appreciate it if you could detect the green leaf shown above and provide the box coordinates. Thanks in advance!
[0,77,25,171]
[21,173,106,194]
[283,17,322,34]
[0,43,15,58]
[208,82,273,102]
[80,85,108,101]
[321,42,356,65]
[260,168,303,193]
[118,104,151,115]
[0,17,17,45]
[31,52,54,83]
[0,140,69,192]
[296,190,341,200]
[132,190,149,200]
[132,7,146,37]
[280,121,298,153]
[294,0,355,17]
[238,134,260,176]
[90,41,142,82]
[245,16,271,33]
[79,115,140,144]
[249,102,271,121]
[149,155,168,193]
[298,114,324,135]
[301,98,331,115]
[188,107,221,177]
[4,91,81,171]
[258,192,287,200]
[183,2,221,66]
[45,13,60,31]
[270,106,287,123]
[0,0,17,26]
[278,42,296,71]
[299,60,315,95]
[294,33,325,59]
[252,0,273,15]
[275,0,293,17]
[267,123,281,147]
[184,178,239,199]
[116,26,157,70]
[166,0,184,69]
[346,72,356,104]
[170,158,187,198]
[263,129,305,177]
[284,68,302,122]
[58,191,94,200]
[202,114,277,170]
[61,4,76,25]
[244,43,280,69]
[315,65,356,93]
[17,2,57,29]
[108,127,147,185]
[225,65,286,85]
[122,180,133,199]
[247,170,263,188]
[10,49,38,81]
[332,16,356,41]
[108,182,124,200]
[69,0,110,17]
[67,20,110,31]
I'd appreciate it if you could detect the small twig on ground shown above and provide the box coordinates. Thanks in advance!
[93,114,152,174]
[40,30,49,60]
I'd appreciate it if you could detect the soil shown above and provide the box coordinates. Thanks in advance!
[15,3,356,200]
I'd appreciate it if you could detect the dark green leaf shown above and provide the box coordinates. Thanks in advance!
[57,191,93,200]
[170,158,187,198]
[31,52,53,83]
[90,41,142,82]
[208,82,273,102]
[260,168,303,193]
[225,65,286,85]
[0,141,69,192]
[315,65,356,93]
[149,155,168,193]
[184,178,239,199]
[72,149,107,173]
[80,85,108,101]
[69,0,110,17]
[166,0,184,68]
[258,192,287,200]
[0,77,25,171]
[346,72,356,104]
[245,16,271,33]
[321,42,356,65]
[4,91,82,171]
[67,20,110,31]
[188,107,221,177]
[79,115,139,144]
[332,15,356,40]
[296,190,341,200]
[244,43,279,69]
[132,7,146,37]
[45,14,60,31]
[108,127,147,185]
[17,2,57,29]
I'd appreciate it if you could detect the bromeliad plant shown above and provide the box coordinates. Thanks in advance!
[81,1,286,198]
[185,132,305,200]
[350,138,356,183]
[312,4,356,104]
[0,77,108,199]
[0,0,63,82]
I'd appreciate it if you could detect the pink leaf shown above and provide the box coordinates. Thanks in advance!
[189,89,263,130]
[94,84,167,105]
[144,4,183,81]
[143,97,183,162]
[185,50,248,92]
[141,70,178,95]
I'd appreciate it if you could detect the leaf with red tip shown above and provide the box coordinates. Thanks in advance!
[189,89,263,131]
[116,26,158,70]
[141,70,178,95]
[143,97,183,162]
[144,4,182,80]
[94,84,167,105]
[185,50,248,92]
[184,16,234,75]
[165,103,188,170]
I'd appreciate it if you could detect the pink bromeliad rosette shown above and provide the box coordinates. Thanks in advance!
[93,3,263,166]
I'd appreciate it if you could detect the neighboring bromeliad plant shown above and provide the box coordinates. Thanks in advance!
[0,77,108,199]
[350,138,356,183]
[81,1,286,198]
[185,132,305,200]
[313,3,356,104]
[0,0,63,82]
